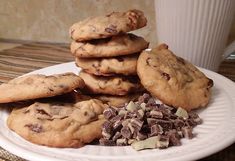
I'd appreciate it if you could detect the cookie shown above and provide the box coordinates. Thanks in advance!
[75,53,139,76]
[137,44,213,111]
[0,73,85,103]
[79,71,144,95]
[7,99,108,148]
[71,33,148,58]
[69,9,147,41]
[94,93,142,107]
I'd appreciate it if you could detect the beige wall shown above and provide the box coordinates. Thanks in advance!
[0,0,156,45]
[0,0,234,46]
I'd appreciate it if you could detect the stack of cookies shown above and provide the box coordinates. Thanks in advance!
[69,9,149,107]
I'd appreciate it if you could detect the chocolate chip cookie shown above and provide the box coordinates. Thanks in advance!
[79,71,144,95]
[0,73,85,103]
[71,34,148,58]
[7,99,108,148]
[75,53,139,76]
[69,9,147,41]
[94,93,142,107]
[137,44,213,110]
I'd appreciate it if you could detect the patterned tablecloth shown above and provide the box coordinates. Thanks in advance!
[0,42,234,161]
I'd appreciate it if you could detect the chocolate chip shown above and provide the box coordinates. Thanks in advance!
[161,72,170,81]
[105,24,117,34]
[36,109,51,117]
[146,57,151,66]
[24,124,43,133]
[176,57,185,65]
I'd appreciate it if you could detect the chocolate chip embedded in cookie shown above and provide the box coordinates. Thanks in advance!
[0,73,85,103]
[7,99,108,148]
[69,9,147,41]
[79,71,144,96]
[137,44,213,111]
[75,54,139,76]
[71,34,149,58]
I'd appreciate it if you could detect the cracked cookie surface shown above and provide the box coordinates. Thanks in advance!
[71,34,148,58]
[79,71,144,96]
[7,99,108,148]
[69,9,147,41]
[0,73,85,103]
[137,44,213,110]
[75,53,139,76]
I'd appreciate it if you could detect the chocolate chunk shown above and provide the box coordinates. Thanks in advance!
[121,126,132,139]
[130,118,143,131]
[167,130,181,146]
[136,132,147,141]
[112,132,122,141]
[105,24,117,34]
[150,110,163,119]
[102,121,113,139]
[173,119,185,130]
[161,72,170,81]
[182,127,194,139]
[110,115,123,123]
[103,107,117,119]
[150,124,163,136]
[138,93,150,104]
[24,124,43,133]
[156,120,173,131]
[113,119,123,131]
[99,138,115,146]
[147,118,157,126]
[116,138,127,146]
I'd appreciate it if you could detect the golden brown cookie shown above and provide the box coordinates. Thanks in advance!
[69,9,147,41]
[71,34,148,58]
[75,53,139,76]
[7,99,108,148]
[0,73,85,103]
[137,44,213,111]
[79,71,144,96]
[94,93,142,107]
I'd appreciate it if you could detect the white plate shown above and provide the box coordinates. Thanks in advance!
[0,62,235,161]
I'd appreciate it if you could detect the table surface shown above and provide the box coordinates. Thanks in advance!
[0,41,234,161]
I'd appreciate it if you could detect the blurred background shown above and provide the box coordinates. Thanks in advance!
[0,0,234,46]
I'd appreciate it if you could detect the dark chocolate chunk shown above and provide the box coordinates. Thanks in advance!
[161,72,170,81]
[105,24,117,34]
[150,110,163,119]
[156,120,173,131]
[103,107,117,119]
[150,124,163,136]
[167,130,181,146]
[99,138,115,146]
[112,132,122,141]
[182,127,194,139]
[121,126,132,139]
[24,124,43,133]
